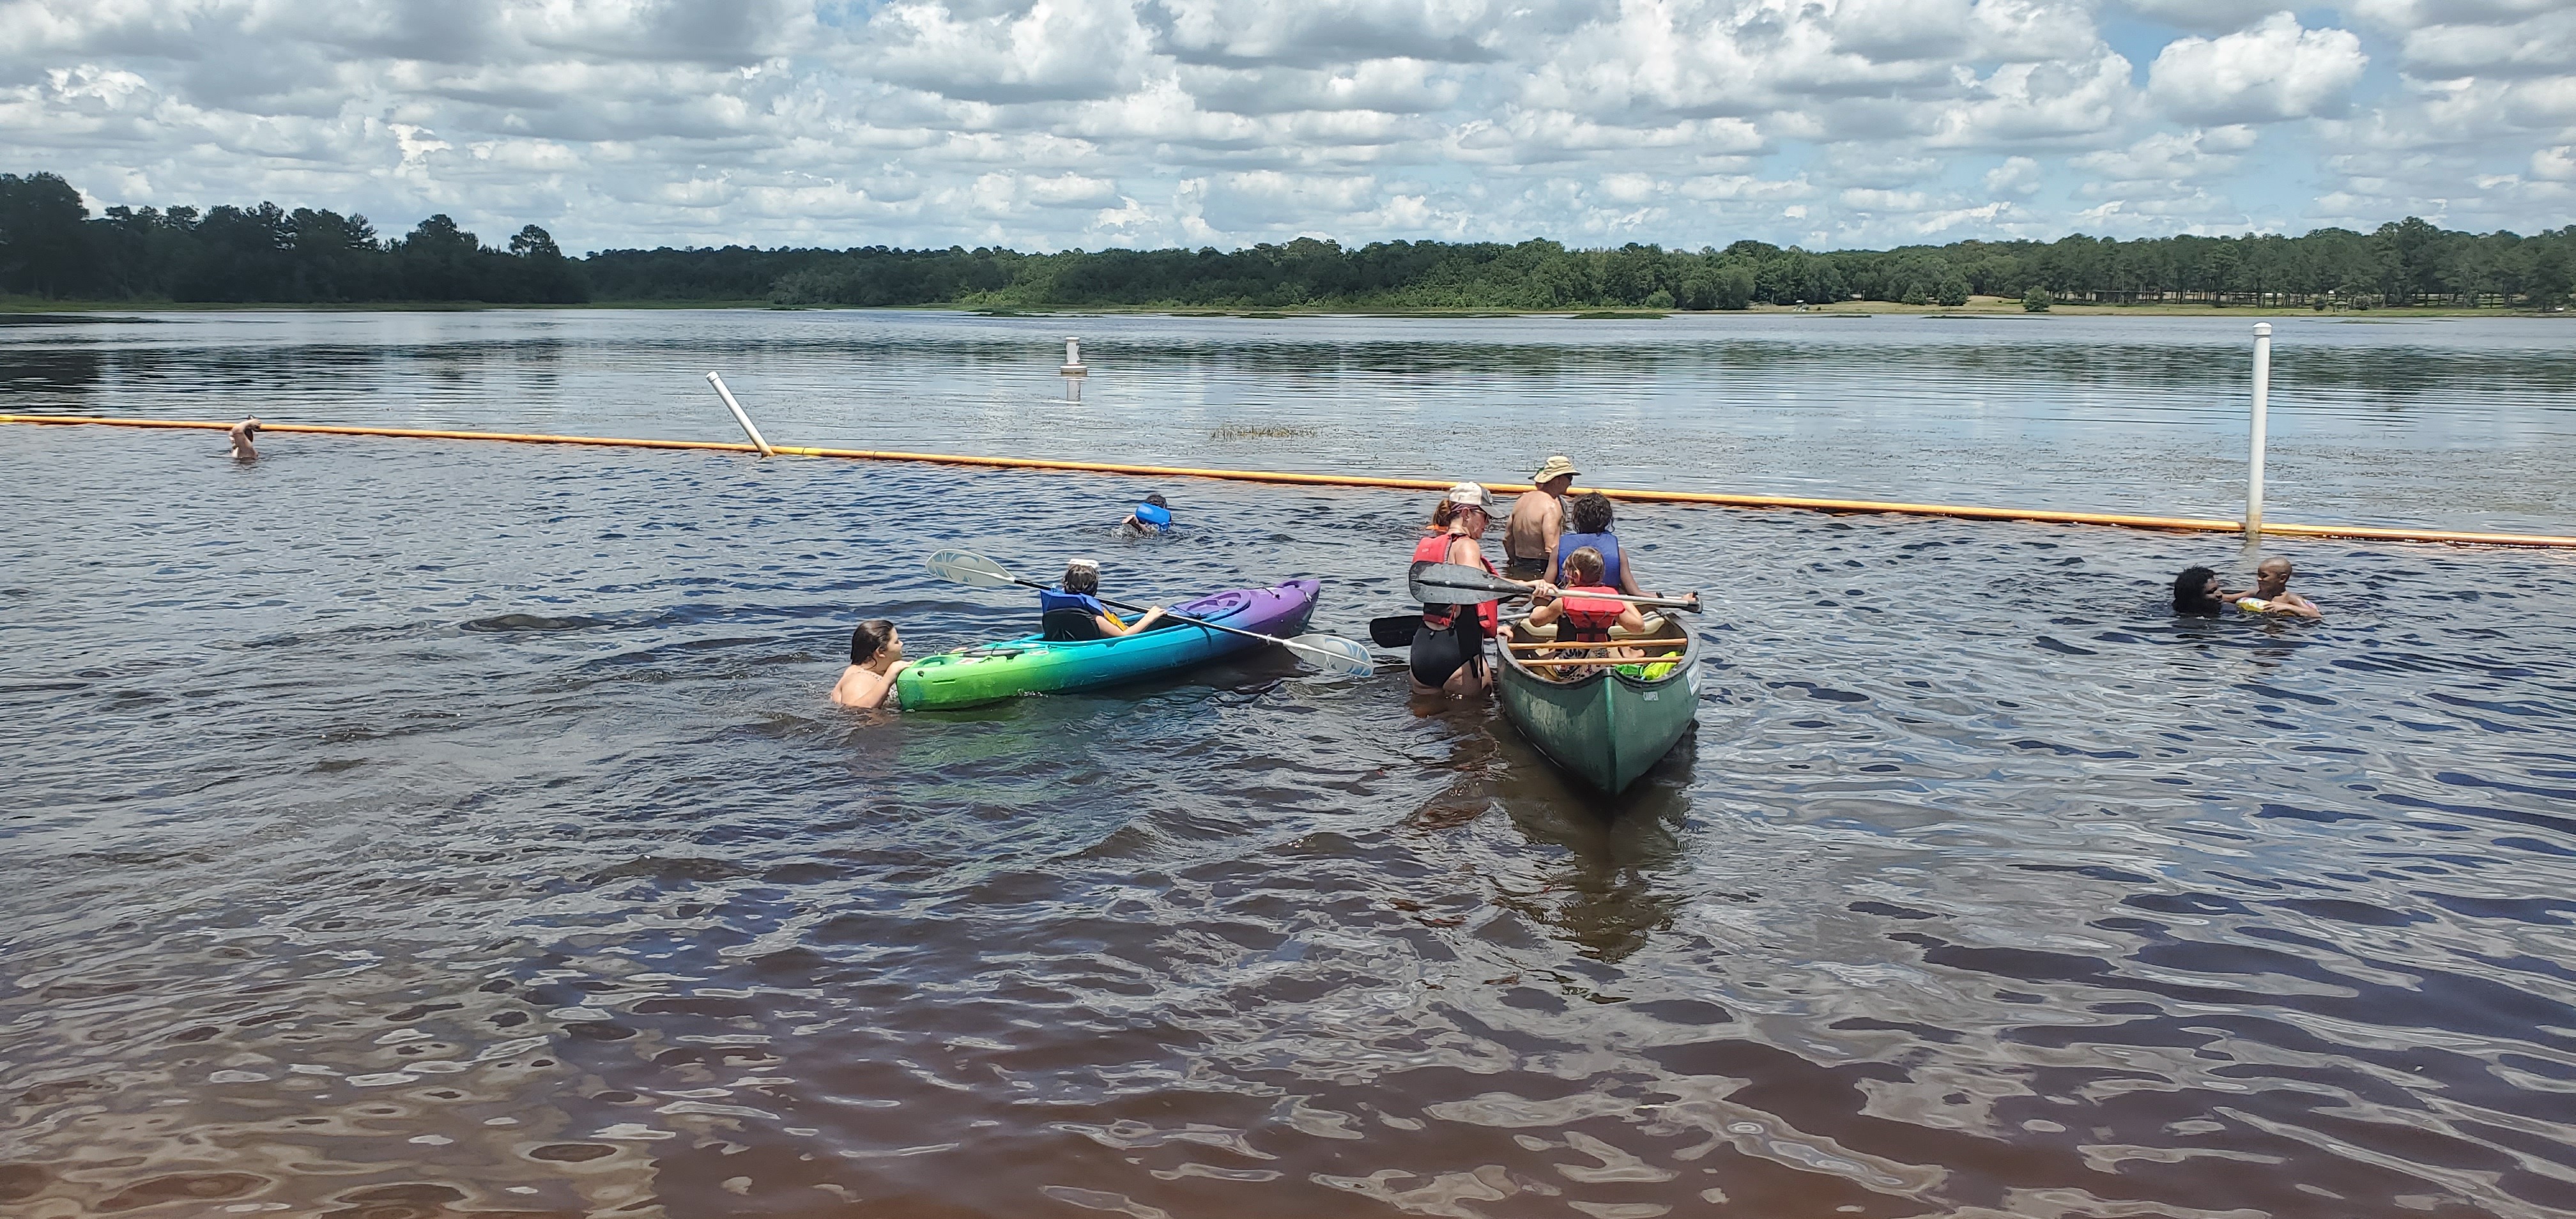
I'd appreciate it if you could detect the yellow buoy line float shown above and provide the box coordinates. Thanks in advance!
[6,411,2572,549]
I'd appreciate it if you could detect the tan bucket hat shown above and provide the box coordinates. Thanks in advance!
[1532,455,1579,483]
[1444,482,1494,512]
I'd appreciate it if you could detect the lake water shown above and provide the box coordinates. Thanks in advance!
[4,310,2576,1218]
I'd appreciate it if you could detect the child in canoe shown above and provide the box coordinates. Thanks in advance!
[1524,547,1647,677]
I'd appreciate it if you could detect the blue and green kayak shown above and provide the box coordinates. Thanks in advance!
[896,578,1321,710]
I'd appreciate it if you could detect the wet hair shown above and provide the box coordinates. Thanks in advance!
[1064,562,1100,595]
[1565,546,1605,585]
[850,618,896,664]
[1570,491,1614,534]
[2172,566,2222,615]
[1144,493,1167,508]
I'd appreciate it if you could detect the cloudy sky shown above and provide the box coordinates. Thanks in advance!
[3,0,2570,254]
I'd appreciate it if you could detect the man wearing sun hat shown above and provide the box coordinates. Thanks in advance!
[1503,454,1579,582]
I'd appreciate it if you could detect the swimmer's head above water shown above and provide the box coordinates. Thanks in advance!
[2173,565,2223,615]
[849,618,901,666]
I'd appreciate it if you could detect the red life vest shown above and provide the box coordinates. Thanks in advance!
[1414,533,1500,634]
[1558,585,1627,643]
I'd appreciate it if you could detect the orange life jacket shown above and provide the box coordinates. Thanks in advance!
[1558,585,1627,644]
[1414,533,1500,635]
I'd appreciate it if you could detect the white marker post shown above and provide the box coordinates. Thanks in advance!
[1060,337,1087,376]
[2245,323,2271,542]
[705,371,775,458]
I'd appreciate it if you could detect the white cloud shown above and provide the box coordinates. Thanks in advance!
[2148,14,2368,125]
[1983,155,2041,195]
[0,0,2565,252]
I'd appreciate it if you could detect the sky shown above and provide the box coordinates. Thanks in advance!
[2,0,2570,254]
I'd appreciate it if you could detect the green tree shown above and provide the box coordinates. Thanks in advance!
[2023,285,2051,312]
[0,171,95,296]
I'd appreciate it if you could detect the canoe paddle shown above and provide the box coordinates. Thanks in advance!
[1406,560,1703,613]
[925,549,1377,678]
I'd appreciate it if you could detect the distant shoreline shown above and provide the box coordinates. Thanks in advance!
[4,295,2565,320]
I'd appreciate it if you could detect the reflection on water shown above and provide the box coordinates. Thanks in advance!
[3,309,2573,533]
[7,422,2576,1216]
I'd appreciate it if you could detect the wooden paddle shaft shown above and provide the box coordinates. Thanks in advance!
[1506,640,1684,652]
[1514,657,1685,669]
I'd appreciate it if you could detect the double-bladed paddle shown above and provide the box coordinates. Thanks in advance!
[926,549,1377,678]
[1406,560,1703,612]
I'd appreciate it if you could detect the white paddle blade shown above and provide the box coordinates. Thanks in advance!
[926,549,1018,589]
[1287,634,1376,678]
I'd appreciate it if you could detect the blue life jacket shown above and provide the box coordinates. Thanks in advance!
[1133,502,1172,529]
[1556,531,1625,588]
[1040,588,1110,641]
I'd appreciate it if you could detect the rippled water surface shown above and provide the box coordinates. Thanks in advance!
[6,312,2576,1218]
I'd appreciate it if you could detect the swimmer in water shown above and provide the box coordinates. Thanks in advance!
[2230,557,2323,619]
[2172,565,2225,616]
[1122,493,1172,534]
[830,618,910,709]
[228,418,261,461]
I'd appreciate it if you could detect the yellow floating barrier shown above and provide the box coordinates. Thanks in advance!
[8,413,2572,549]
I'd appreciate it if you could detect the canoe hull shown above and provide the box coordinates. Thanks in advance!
[1496,617,1701,794]
[896,578,1321,710]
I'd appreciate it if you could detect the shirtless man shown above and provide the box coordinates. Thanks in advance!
[830,619,911,709]
[228,417,261,460]
[2230,557,2324,620]
[1503,455,1578,582]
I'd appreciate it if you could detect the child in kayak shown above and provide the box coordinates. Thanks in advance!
[831,619,911,709]
[1041,560,1168,641]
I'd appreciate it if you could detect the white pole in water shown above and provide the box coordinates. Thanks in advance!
[705,371,776,458]
[1060,336,1088,376]
[2245,323,2271,542]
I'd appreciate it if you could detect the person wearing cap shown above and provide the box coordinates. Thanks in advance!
[228,417,262,461]
[1040,559,1168,641]
[1409,482,1558,696]
[1122,493,1172,535]
[1504,456,1579,583]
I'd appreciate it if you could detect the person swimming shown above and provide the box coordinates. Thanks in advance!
[1040,559,1168,641]
[2172,565,2225,615]
[830,618,910,709]
[1123,493,1172,534]
[2233,557,2324,619]
[228,417,261,461]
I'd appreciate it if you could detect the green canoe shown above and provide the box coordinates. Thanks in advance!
[1495,613,1702,794]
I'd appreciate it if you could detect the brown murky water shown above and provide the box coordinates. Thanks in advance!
[5,312,2576,1218]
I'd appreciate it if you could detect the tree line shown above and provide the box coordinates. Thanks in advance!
[7,170,2573,310]
[0,172,585,303]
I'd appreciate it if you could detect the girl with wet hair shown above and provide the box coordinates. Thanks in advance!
[831,618,909,709]
[2172,566,2224,616]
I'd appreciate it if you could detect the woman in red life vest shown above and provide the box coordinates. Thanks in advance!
[1411,482,1556,696]
[1524,546,1646,675]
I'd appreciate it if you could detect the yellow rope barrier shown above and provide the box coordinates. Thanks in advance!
[9,413,2573,549]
